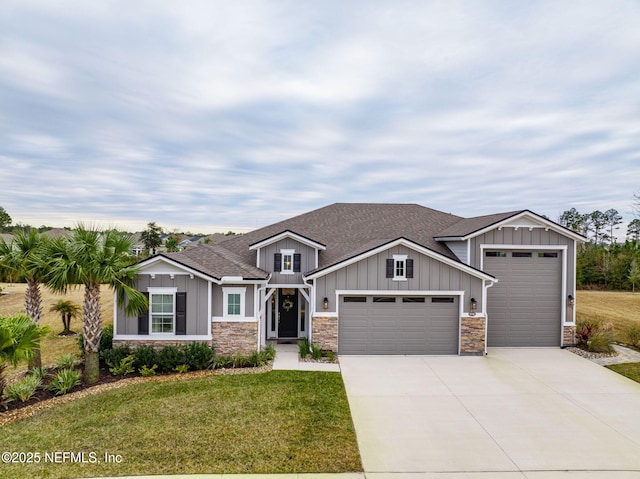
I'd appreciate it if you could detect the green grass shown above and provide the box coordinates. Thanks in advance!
[0,371,362,478]
[606,363,640,384]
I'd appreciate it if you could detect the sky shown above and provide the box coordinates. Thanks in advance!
[1,1,639,236]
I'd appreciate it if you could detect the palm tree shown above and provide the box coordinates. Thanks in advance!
[0,314,49,403]
[50,300,81,335]
[45,226,147,384]
[0,230,49,368]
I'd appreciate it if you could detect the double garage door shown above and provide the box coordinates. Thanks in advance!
[484,250,562,347]
[339,295,459,355]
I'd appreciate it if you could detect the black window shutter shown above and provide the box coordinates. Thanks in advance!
[293,253,301,272]
[138,292,149,335]
[406,259,414,278]
[386,258,394,278]
[274,253,282,272]
[176,292,187,335]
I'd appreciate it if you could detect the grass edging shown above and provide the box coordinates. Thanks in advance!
[606,362,640,383]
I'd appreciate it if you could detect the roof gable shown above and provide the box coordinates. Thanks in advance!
[249,230,326,251]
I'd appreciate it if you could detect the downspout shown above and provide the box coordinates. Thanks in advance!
[256,273,272,352]
[483,279,496,356]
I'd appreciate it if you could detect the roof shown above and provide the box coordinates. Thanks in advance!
[215,203,464,269]
[434,211,523,238]
[160,244,269,281]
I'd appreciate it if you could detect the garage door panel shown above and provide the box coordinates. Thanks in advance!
[485,250,561,347]
[339,296,458,355]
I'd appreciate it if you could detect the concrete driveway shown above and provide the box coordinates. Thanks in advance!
[340,348,640,479]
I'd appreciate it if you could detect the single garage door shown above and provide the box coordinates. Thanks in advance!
[484,250,562,347]
[339,295,459,355]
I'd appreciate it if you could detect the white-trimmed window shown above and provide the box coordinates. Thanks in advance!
[393,254,408,281]
[148,287,177,333]
[223,287,246,318]
[281,249,295,274]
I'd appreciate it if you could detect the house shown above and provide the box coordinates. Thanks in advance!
[113,203,584,356]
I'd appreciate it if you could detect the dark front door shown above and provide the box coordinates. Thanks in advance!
[278,289,298,338]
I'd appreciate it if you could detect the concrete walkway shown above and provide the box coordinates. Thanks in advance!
[271,343,341,372]
[587,344,640,366]
[340,348,640,479]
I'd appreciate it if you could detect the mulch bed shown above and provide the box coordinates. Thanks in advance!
[566,346,618,359]
[1,362,272,427]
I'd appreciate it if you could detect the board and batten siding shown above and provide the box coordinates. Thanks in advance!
[314,245,483,312]
[469,228,576,294]
[212,283,254,317]
[116,274,209,336]
[258,238,316,283]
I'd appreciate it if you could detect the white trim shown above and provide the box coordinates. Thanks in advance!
[113,291,118,335]
[137,255,218,283]
[280,249,295,275]
[572,241,577,324]
[466,240,471,266]
[207,280,212,338]
[305,238,497,282]
[392,254,408,281]
[249,230,327,251]
[147,287,178,335]
[114,334,212,341]
[256,248,260,269]
[212,317,257,323]
[264,283,311,289]
[222,286,246,319]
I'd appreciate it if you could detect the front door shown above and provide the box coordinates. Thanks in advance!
[278,289,298,338]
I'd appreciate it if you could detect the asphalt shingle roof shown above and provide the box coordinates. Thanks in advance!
[434,211,524,238]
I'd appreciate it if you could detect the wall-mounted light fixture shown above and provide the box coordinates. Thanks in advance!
[568,294,575,307]
[323,297,329,311]
[470,297,478,316]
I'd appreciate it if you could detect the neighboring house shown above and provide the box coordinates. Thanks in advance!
[114,203,584,356]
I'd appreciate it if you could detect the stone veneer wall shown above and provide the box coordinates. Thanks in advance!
[212,321,258,356]
[563,325,576,346]
[312,316,338,352]
[460,315,486,355]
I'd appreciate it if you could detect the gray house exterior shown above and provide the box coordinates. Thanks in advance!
[114,203,584,355]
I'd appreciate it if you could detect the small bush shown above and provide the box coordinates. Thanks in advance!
[49,369,81,396]
[101,346,131,370]
[174,364,190,374]
[4,375,42,403]
[298,339,311,358]
[139,364,158,377]
[133,345,158,370]
[588,330,615,353]
[262,344,276,361]
[182,342,214,370]
[325,351,337,362]
[56,353,77,370]
[232,352,250,368]
[109,355,135,376]
[625,323,640,349]
[576,318,603,349]
[28,366,48,382]
[157,346,186,373]
[213,356,234,369]
[310,343,323,360]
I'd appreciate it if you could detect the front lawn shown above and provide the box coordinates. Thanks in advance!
[606,363,640,384]
[0,370,362,478]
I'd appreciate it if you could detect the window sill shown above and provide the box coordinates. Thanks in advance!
[392,277,407,281]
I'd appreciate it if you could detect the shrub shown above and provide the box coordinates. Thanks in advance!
[325,351,337,362]
[28,366,48,382]
[298,339,311,358]
[49,369,81,395]
[182,342,214,370]
[262,344,276,361]
[213,356,234,369]
[232,352,251,368]
[576,318,603,349]
[157,346,186,373]
[588,330,615,353]
[174,364,190,374]
[109,355,135,376]
[310,343,323,360]
[625,323,640,349]
[78,324,114,358]
[4,375,42,403]
[101,346,131,370]
[56,353,77,370]
[133,345,158,370]
[139,364,158,377]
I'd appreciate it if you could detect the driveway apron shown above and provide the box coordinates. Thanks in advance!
[339,349,640,477]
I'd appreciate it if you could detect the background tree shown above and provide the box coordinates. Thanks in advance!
[0,230,50,368]
[45,226,147,384]
[140,222,162,255]
[0,314,49,403]
[558,208,584,233]
[164,234,179,252]
[627,219,640,241]
[50,300,81,335]
[629,258,640,293]
[604,208,623,244]
[0,206,12,232]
